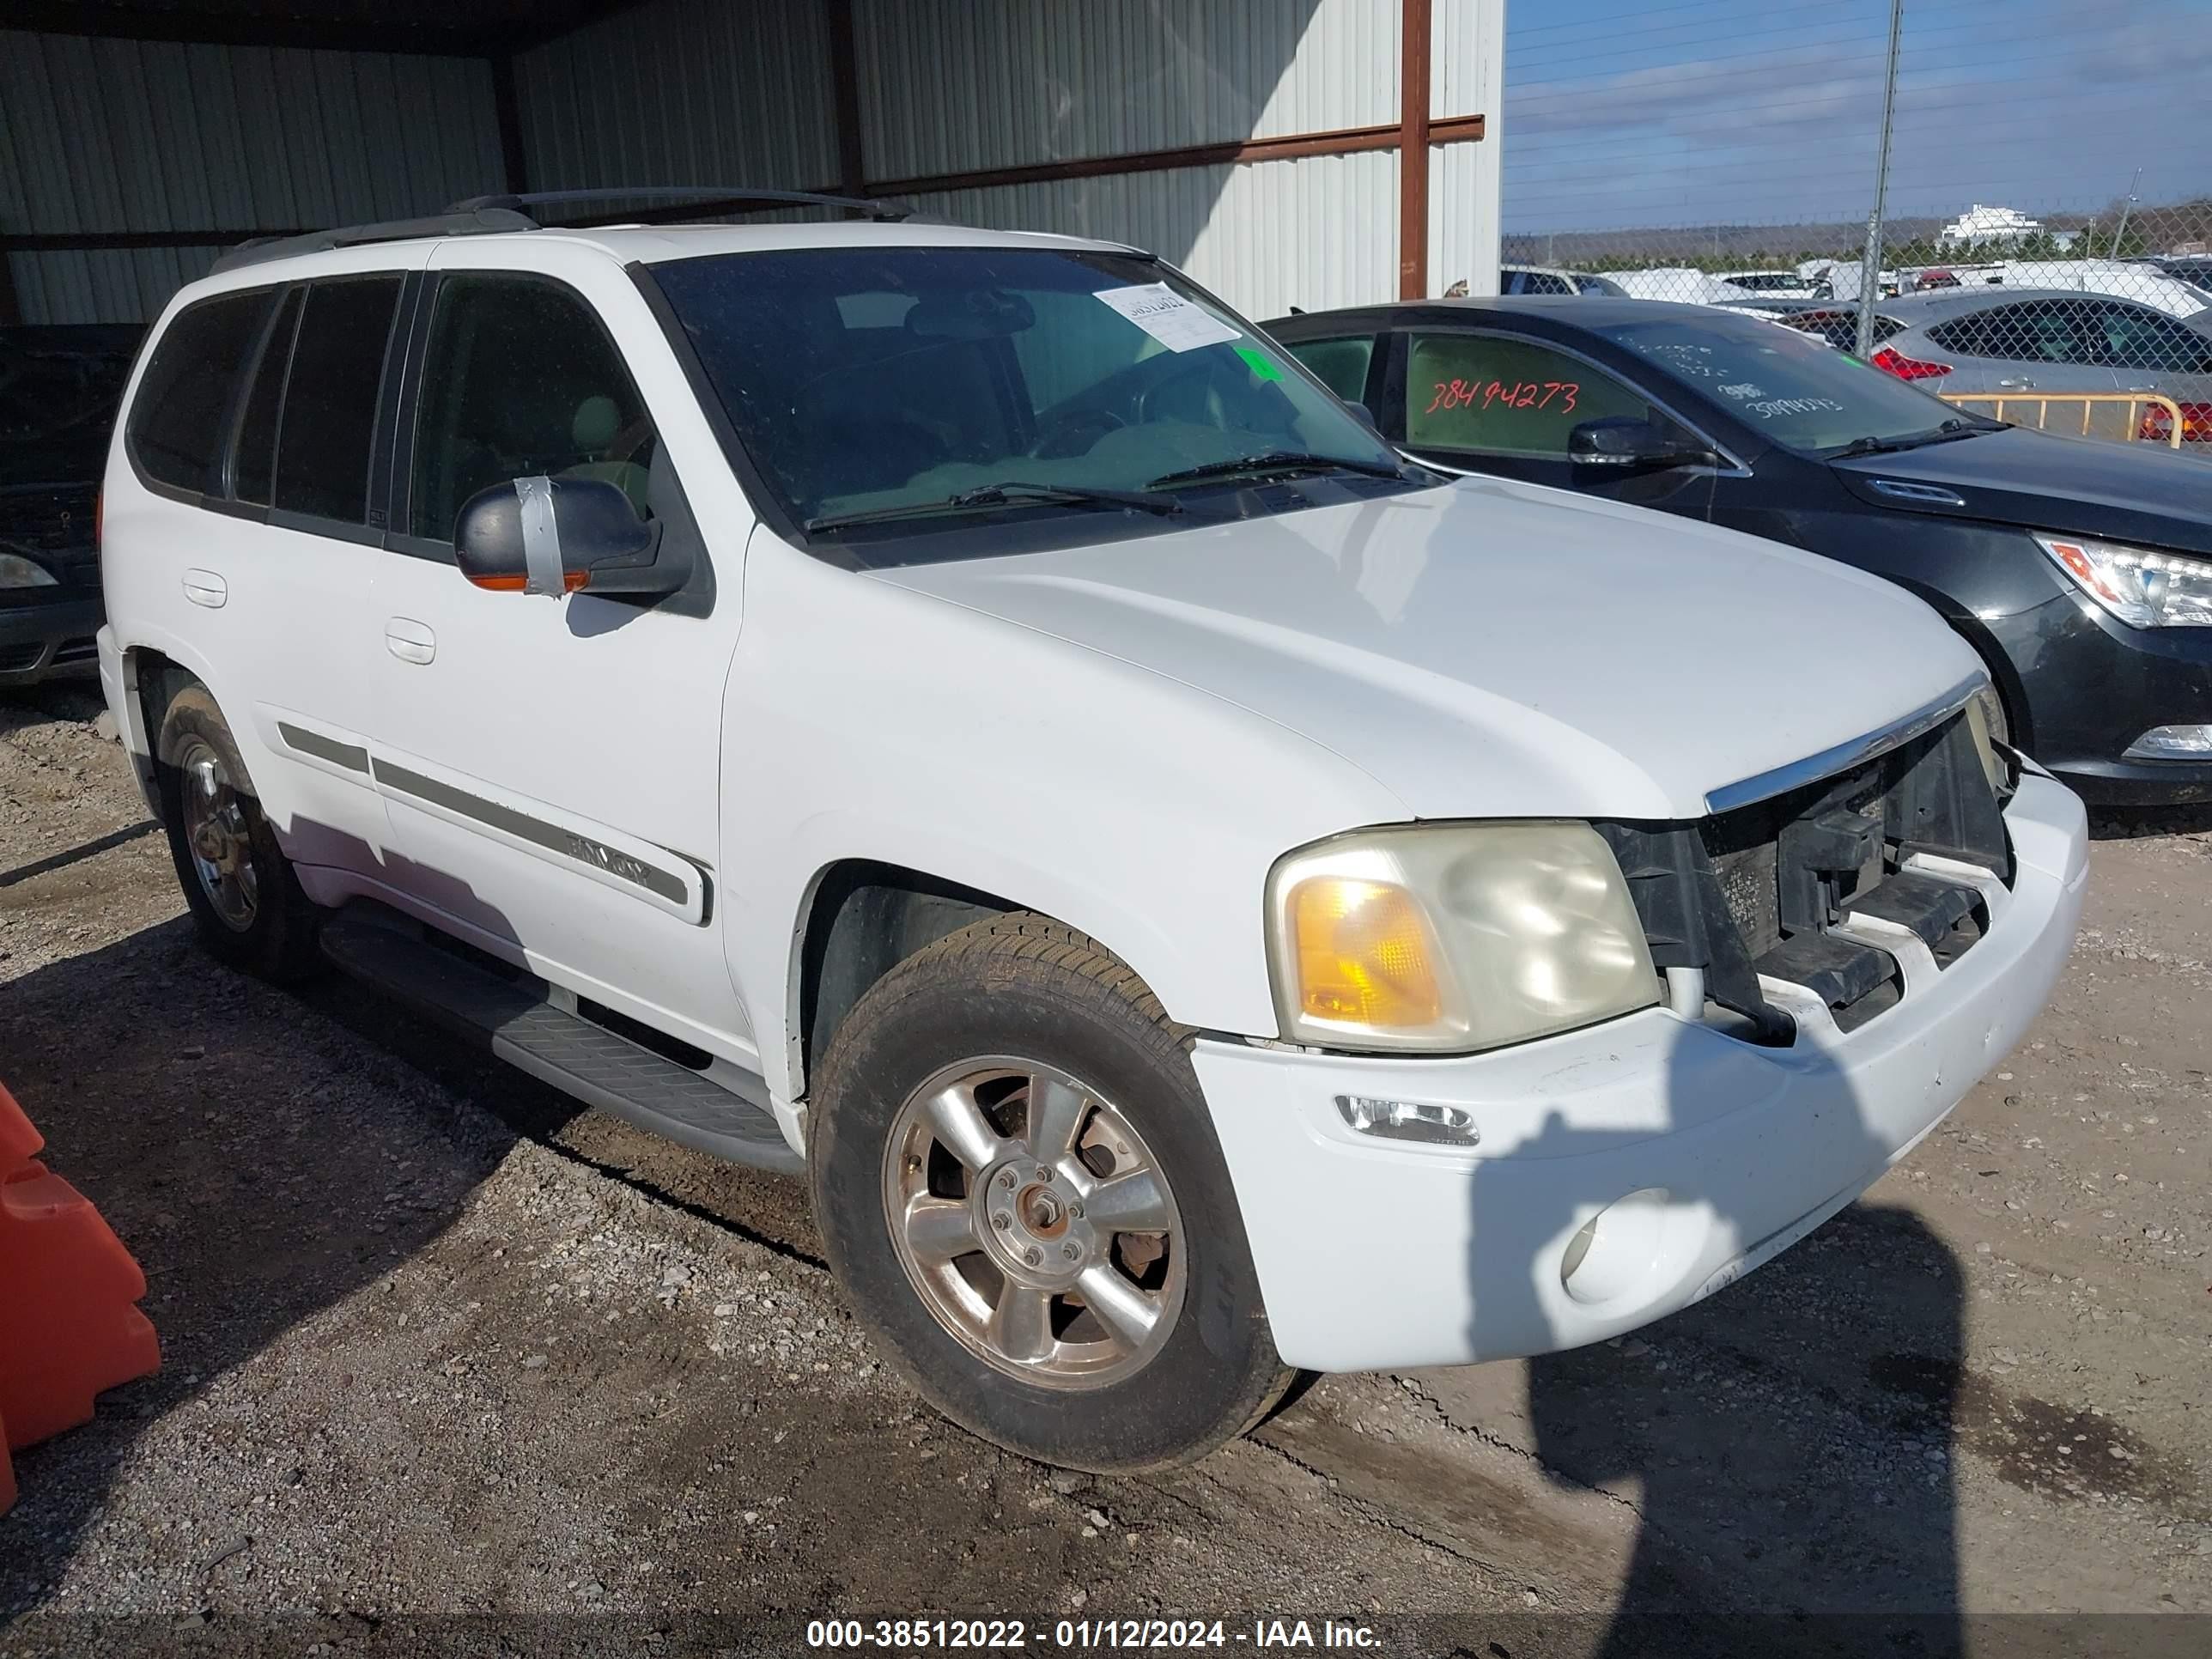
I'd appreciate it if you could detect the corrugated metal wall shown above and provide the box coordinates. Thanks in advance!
[4,2,1499,325]
[854,0,1394,178]
[903,152,1398,325]
[0,29,502,324]
[1428,0,1504,297]
[847,0,1408,316]
[510,0,839,198]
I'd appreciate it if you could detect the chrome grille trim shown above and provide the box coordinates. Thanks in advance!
[1704,672,1988,816]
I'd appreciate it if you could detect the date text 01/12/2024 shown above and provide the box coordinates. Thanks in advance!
[805,1618,1383,1650]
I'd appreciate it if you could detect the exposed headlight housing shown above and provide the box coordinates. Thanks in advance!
[2033,533,2212,629]
[1265,822,1660,1054]
[0,551,60,589]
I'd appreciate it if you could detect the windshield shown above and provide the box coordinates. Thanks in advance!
[1589,312,1973,455]
[650,246,1403,544]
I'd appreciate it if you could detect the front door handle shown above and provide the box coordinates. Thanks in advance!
[182,568,227,608]
[1995,377,2036,389]
[385,617,436,665]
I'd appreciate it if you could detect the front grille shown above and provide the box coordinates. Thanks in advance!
[1599,709,2010,1042]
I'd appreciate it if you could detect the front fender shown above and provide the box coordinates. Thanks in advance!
[720,533,1407,1106]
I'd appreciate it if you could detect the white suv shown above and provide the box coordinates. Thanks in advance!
[99,198,2087,1470]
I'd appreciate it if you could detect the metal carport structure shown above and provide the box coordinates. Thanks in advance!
[2,1,1501,327]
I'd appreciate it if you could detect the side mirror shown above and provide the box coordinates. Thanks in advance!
[453,477,675,598]
[1568,417,1717,473]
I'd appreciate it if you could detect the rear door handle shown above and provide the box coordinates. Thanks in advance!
[385,617,436,665]
[1996,377,2036,389]
[182,568,227,608]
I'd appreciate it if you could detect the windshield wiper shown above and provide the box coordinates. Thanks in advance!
[1146,450,1407,489]
[805,479,1183,533]
[1827,417,1992,460]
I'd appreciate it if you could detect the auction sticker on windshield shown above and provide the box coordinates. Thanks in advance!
[1094,283,1243,353]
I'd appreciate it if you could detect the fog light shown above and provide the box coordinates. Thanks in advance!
[2124,725,2212,760]
[1333,1094,1480,1146]
[1559,1188,1673,1307]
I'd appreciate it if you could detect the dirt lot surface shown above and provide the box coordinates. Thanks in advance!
[2,682,2207,1657]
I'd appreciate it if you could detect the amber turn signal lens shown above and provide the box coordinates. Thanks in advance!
[1289,877,1443,1030]
[467,569,590,593]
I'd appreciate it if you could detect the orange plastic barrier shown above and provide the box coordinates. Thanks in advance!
[0,1078,160,1516]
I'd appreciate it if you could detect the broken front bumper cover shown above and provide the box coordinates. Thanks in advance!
[1193,773,2087,1375]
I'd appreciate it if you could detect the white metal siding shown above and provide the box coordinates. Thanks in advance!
[857,0,1396,181]
[511,0,839,196]
[0,30,501,324]
[903,150,1397,323]
[1429,0,1504,297]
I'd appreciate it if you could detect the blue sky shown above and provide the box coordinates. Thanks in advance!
[1499,0,2212,233]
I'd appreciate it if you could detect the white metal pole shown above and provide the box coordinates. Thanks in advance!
[1468,0,1507,296]
[1855,0,1905,356]
[2108,167,2142,258]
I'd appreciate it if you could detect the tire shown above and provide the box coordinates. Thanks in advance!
[155,682,324,981]
[810,914,1291,1471]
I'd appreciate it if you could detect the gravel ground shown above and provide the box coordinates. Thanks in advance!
[1,682,2206,1657]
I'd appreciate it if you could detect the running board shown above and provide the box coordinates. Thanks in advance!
[319,912,803,1176]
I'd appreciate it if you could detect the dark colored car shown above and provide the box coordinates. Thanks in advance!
[1,325,141,685]
[1265,296,2212,803]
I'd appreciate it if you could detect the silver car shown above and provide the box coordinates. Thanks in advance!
[1778,288,2212,445]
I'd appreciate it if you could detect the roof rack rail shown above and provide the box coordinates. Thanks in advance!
[208,186,938,276]
[447,187,921,225]
[210,207,537,274]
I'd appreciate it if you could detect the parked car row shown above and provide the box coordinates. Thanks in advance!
[1771,289,2212,420]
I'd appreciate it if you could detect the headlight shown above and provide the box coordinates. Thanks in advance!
[1265,822,1659,1054]
[2033,533,2212,629]
[0,551,59,588]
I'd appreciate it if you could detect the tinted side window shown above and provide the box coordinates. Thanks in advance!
[128,291,273,493]
[410,276,653,544]
[272,277,402,523]
[1778,309,1905,352]
[232,289,301,507]
[1284,336,1377,403]
[1403,332,1653,459]
[2088,303,2212,374]
[1929,302,2088,365]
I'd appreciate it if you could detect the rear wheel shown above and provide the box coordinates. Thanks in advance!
[810,915,1290,1470]
[155,683,323,981]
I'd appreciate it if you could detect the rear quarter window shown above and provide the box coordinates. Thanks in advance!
[127,291,274,493]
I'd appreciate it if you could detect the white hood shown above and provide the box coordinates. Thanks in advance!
[872,475,1983,822]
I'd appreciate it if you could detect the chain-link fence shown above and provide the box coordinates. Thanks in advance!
[1486,1,2212,448]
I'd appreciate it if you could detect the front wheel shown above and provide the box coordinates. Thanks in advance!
[809,915,1290,1471]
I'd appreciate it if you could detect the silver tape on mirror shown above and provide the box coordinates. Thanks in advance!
[514,475,564,598]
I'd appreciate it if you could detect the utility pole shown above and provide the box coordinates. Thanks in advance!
[2108,166,2142,258]
[1855,0,1905,356]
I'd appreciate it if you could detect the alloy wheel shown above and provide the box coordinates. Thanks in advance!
[882,1058,1185,1390]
